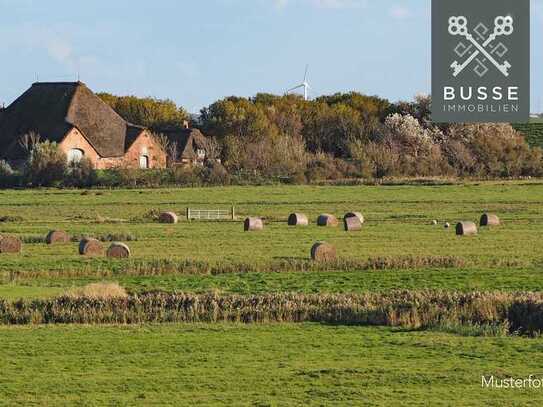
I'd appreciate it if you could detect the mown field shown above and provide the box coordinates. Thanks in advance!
[3,324,543,406]
[1,181,543,405]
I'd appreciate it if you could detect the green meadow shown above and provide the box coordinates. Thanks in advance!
[1,181,543,404]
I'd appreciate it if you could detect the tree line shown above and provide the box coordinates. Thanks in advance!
[98,91,543,181]
[1,91,541,188]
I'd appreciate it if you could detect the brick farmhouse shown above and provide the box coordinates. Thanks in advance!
[0,82,210,169]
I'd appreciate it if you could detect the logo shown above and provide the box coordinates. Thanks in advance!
[449,15,513,78]
[432,0,530,123]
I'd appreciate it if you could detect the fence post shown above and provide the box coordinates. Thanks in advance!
[232,206,235,220]
[186,207,190,221]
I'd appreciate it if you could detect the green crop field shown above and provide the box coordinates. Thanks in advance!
[514,121,543,148]
[1,181,543,405]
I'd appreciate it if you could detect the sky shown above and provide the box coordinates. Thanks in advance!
[0,0,542,113]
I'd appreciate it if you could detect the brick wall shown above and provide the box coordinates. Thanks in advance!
[59,128,166,169]
[124,131,166,169]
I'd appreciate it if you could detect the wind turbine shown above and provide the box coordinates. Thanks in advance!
[287,65,311,101]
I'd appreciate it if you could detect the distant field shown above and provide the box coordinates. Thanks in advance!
[2,323,543,406]
[514,121,543,148]
[0,182,542,296]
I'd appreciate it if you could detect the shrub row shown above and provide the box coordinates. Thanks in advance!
[1,290,542,335]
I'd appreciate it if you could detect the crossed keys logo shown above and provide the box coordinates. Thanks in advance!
[448,15,514,78]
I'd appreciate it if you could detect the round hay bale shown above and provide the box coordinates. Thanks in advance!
[244,217,264,231]
[431,220,438,226]
[456,221,478,236]
[79,238,103,256]
[317,214,338,227]
[107,242,131,259]
[46,230,71,245]
[288,213,308,226]
[0,235,22,254]
[344,212,364,224]
[159,211,178,224]
[344,216,362,232]
[480,213,500,227]
[444,222,450,229]
[310,242,337,262]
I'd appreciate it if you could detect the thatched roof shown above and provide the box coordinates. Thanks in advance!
[0,82,133,158]
[159,128,208,160]
[125,124,147,151]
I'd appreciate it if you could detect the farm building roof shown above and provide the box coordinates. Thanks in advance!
[0,82,133,158]
[159,128,208,160]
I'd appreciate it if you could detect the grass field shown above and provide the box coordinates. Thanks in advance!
[1,181,543,404]
[2,324,543,406]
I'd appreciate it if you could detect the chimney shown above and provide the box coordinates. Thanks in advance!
[183,120,190,129]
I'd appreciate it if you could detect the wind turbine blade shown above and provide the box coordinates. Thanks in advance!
[287,84,304,92]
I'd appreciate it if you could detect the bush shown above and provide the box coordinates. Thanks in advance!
[201,161,230,185]
[172,166,203,186]
[0,160,19,188]
[24,141,67,187]
[64,157,98,187]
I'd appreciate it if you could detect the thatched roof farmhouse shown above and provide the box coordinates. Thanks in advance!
[0,82,211,169]
[160,127,210,165]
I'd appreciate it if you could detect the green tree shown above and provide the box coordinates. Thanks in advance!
[25,141,67,186]
[97,93,189,130]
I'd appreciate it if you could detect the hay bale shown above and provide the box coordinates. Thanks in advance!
[66,282,128,300]
[79,238,103,256]
[0,235,22,253]
[288,213,308,226]
[480,213,500,227]
[431,220,438,226]
[159,211,178,224]
[46,230,71,245]
[344,216,362,232]
[244,217,264,231]
[317,214,338,227]
[456,221,478,236]
[310,242,337,262]
[344,212,364,224]
[444,222,450,229]
[107,242,131,258]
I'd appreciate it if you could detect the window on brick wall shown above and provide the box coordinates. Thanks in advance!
[139,155,149,169]
[67,148,84,163]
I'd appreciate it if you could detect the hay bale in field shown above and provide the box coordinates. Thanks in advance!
[344,212,364,224]
[444,222,450,229]
[0,235,22,253]
[480,213,500,227]
[158,211,178,224]
[317,214,338,227]
[79,238,103,256]
[244,217,264,231]
[45,230,71,245]
[288,213,308,226]
[107,242,131,258]
[344,216,362,232]
[66,282,128,300]
[431,220,438,226]
[310,242,337,262]
[456,221,478,236]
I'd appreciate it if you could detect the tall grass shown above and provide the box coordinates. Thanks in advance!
[1,290,543,335]
[6,256,467,282]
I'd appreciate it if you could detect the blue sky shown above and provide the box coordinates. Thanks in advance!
[0,0,541,113]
